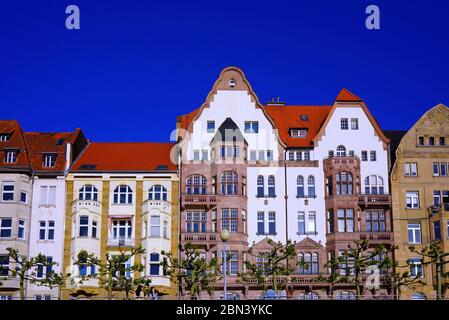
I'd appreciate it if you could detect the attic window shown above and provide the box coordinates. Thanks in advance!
[156,164,169,171]
[5,151,18,163]
[43,154,56,167]
[79,164,97,170]
[290,128,308,138]
[0,134,11,142]
[300,115,309,121]
[56,138,65,146]
[228,79,236,88]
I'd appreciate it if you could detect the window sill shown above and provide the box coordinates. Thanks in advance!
[38,204,56,208]
[255,195,277,199]
[297,232,318,236]
[111,203,134,206]
[296,196,317,199]
[256,233,277,236]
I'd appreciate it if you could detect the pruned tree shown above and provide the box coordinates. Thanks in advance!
[383,260,424,300]
[161,242,219,300]
[239,239,296,297]
[335,240,393,299]
[74,245,146,300]
[319,256,350,299]
[409,240,449,300]
[1,247,64,300]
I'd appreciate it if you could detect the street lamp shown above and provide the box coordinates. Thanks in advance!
[220,229,231,300]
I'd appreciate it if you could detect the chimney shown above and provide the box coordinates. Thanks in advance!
[65,142,72,171]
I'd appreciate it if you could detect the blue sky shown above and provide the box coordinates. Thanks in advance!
[1,0,448,142]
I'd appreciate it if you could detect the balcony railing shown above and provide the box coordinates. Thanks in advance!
[72,199,102,214]
[359,232,393,242]
[429,204,449,215]
[107,237,135,247]
[327,232,393,243]
[183,233,217,242]
[142,199,171,213]
[182,194,217,206]
[358,195,390,206]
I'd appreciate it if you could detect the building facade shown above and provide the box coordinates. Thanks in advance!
[61,142,179,299]
[176,67,393,299]
[391,104,449,300]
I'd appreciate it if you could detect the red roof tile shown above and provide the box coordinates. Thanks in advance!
[178,108,200,131]
[335,88,363,102]
[0,120,31,171]
[265,105,333,147]
[71,142,177,172]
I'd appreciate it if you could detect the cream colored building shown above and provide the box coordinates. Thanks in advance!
[61,142,179,299]
[391,104,449,300]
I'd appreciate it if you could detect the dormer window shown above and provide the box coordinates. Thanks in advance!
[5,151,17,163]
[43,154,56,167]
[0,134,11,142]
[300,115,309,121]
[290,128,308,138]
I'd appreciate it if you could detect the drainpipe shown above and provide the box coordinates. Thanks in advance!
[178,147,182,301]
[284,149,288,245]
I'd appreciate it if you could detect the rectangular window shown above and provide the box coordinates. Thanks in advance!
[249,150,257,161]
[434,163,440,176]
[266,150,273,161]
[257,212,264,235]
[350,118,359,130]
[18,219,25,240]
[440,137,446,146]
[405,163,411,176]
[39,186,56,205]
[418,136,424,146]
[328,210,334,233]
[307,212,316,235]
[163,221,168,238]
[409,258,423,278]
[441,163,447,176]
[434,221,442,240]
[43,155,56,167]
[150,253,160,276]
[39,221,46,240]
[268,212,276,235]
[2,182,14,201]
[207,121,215,133]
[258,150,265,161]
[20,191,27,203]
[341,118,349,130]
[408,223,421,244]
[361,151,368,161]
[303,151,310,161]
[186,210,206,233]
[244,121,259,133]
[193,150,200,161]
[79,216,89,237]
[0,218,12,238]
[202,150,208,161]
[370,151,377,161]
[5,151,17,163]
[337,209,354,232]
[150,216,160,237]
[298,212,305,235]
[0,134,11,142]
[48,221,55,240]
[0,255,9,276]
[328,150,334,158]
[366,211,386,232]
[406,162,418,176]
[288,151,295,161]
[406,192,419,209]
[290,128,308,138]
[221,251,239,275]
[92,221,97,238]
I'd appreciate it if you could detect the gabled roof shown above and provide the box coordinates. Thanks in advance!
[210,117,248,145]
[335,88,363,102]
[71,142,177,173]
[265,105,333,147]
[24,131,82,173]
[0,120,31,171]
[383,130,407,170]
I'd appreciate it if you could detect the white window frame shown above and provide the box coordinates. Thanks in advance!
[2,182,14,202]
[340,118,349,130]
[18,219,26,240]
[150,215,160,237]
[43,154,56,167]
[408,223,421,244]
[206,121,215,133]
[350,118,359,130]
[406,191,420,209]
[5,151,17,163]
[39,186,56,206]
[113,185,133,204]
[244,121,259,133]
[0,218,12,238]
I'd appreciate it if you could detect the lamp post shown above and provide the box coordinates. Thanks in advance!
[220,229,231,300]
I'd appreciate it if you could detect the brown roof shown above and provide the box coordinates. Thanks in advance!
[0,120,31,171]
[71,142,177,172]
[335,88,363,102]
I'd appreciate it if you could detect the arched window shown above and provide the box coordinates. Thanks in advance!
[336,172,353,195]
[186,175,207,195]
[148,185,167,201]
[298,292,319,300]
[257,175,264,197]
[268,175,275,197]
[336,291,356,300]
[304,253,312,274]
[298,253,304,274]
[364,175,384,195]
[336,145,346,157]
[79,185,98,201]
[221,171,238,195]
[113,185,133,204]
[297,176,304,197]
[298,253,315,275]
[307,175,315,197]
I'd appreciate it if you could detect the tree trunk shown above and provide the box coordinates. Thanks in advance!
[355,274,361,300]
[19,276,25,301]
[436,261,442,300]
[273,271,277,292]
[108,270,112,300]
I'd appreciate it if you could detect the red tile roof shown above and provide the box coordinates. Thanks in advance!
[178,108,200,131]
[71,142,177,172]
[0,120,31,171]
[265,105,333,147]
[24,132,74,172]
[335,88,363,102]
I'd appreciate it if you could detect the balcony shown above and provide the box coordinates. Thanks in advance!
[142,200,171,213]
[72,199,102,215]
[182,233,218,243]
[358,195,391,207]
[323,156,360,170]
[182,194,217,207]
[0,276,20,289]
[429,204,449,216]
[107,237,135,247]
[327,232,393,244]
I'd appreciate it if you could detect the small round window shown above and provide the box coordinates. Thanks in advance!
[228,79,236,88]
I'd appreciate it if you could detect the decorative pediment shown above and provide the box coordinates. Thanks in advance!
[295,237,323,249]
